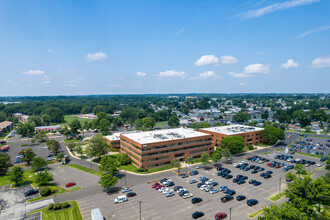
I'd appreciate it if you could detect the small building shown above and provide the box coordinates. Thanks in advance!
[120,128,213,168]
[12,113,29,122]
[199,125,264,147]
[35,125,61,132]
[0,121,13,137]
[76,114,98,119]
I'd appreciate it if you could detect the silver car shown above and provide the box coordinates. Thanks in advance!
[209,188,220,194]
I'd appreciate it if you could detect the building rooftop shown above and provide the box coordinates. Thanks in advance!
[200,125,263,135]
[121,128,211,145]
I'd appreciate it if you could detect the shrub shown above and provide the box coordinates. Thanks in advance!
[39,186,51,197]
[48,203,54,210]
[248,145,254,150]
[53,203,62,210]
[137,168,148,172]
[61,202,70,208]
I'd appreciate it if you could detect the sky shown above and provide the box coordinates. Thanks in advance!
[0,0,329,96]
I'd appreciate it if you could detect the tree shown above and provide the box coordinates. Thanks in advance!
[262,126,285,145]
[75,145,84,157]
[67,142,77,152]
[171,158,181,175]
[60,126,71,139]
[220,136,245,154]
[142,117,156,130]
[134,119,143,130]
[99,118,111,135]
[21,148,36,165]
[47,139,61,155]
[201,152,211,167]
[294,164,307,177]
[211,148,222,165]
[85,134,109,159]
[185,156,193,165]
[17,122,35,137]
[222,147,232,161]
[99,156,119,175]
[293,110,311,127]
[28,116,42,126]
[69,119,81,136]
[261,110,269,120]
[42,114,51,126]
[233,111,251,123]
[8,166,24,186]
[260,203,307,220]
[118,154,131,165]
[35,170,54,186]
[44,107,64,123]
[314,109,327,122]
[189,122,211,130]
[168,113,180,128]
[33,131,49,142]
[31,156,48,171]
[99,174,118,192]
[0,153,12,175]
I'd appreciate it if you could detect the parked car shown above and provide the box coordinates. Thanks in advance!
[215,212,227,220]
[165,182,175,187]
[165,191,175,197]
[182,193,193,199]
[24,188,39,197]
[253,181,262,186]
[249,179,257,184]
[247,199,259,206]
[190,170,199,176]
[236,195,246,201]
[191,197,203,204]
[197,183,203,188]
[114,195,128,204]
[152,183,161,188]
[180,174,189,179]
[188,179,198,184]
[221,194,234,203]
[65,182,76,187]
[209,188,220,194]
[126,192,137,197]
[160,178,169,184]
[192,211,204,219]
[195,165,203,169]
[227,189,236,195]
[121,187,132,193]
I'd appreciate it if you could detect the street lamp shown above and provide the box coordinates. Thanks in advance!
[138,201,142,220]
[229,207,232,220]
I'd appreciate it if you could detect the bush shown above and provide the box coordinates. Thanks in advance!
[39,186,51,197]
[56,153,65,161]
[53,203,62,210]
[61,202,70,208]
[48,203,54,210]
[248,145,254,150]
[137,168,148,172]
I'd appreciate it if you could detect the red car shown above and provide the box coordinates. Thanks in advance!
[267,162,271,166]
[65,182,76,187]
[215,212,227,219]
[155,185,164,190]
[152,183,160,188]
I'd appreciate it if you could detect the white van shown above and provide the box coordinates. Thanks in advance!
[114,195,128,204]
[91,208,103,220]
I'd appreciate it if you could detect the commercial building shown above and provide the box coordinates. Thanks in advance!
[104,133,121,150]
[0,121,13,137]
[35,125,61,132]
[199,125,263,147]
[12,113,29,123]
[120,128,213,168]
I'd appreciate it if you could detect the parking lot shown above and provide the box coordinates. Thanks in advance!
[292,136,329,158]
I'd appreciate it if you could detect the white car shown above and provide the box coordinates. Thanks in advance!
[163,189,173,194]
[176,188,186,193]
[200,185,208,190]
[163,179,172,185]
[159,187,168,193]
[233,163,238,167]
[316,163,323,167]
[165,191,175,197]
[239,161,245,165]
[114,195,128,204]
[187,179,198,184]
[205,185,213,192]
[205,179,214,185]
[182,193,194,199]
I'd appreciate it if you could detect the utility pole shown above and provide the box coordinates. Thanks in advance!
[229,207,232,220]
[139,201,142,220]
[279,178,281,194]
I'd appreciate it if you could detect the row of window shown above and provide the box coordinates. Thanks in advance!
[147,155,170,163]
[143,143,211,157]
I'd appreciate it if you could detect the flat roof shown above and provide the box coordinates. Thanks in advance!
[200,125,263,135]
[121,128,211,145]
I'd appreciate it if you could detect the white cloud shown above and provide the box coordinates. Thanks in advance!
[22,70,44,75]
[159,70,186,78]
[194,55,219,66]
[85,52,108,62]
[239,82,247,86]
[199,71,215,78]
[228,63,269,78]
[136,72,147,77]
[281,59,299,69]
[299,25,330,38]
[238,0,320,20]
[221,56,238,64]
[311,57,330,68]
[47,49,54,53]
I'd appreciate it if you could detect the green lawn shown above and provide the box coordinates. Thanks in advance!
[295,152,322,159]
[275,148,285,151]
[256,143,270,147]
[248,209,263,219]
[269,192,285,201]
[305,135,330,139]
[66,164,102,176]
[63,139,85,144]
[28,184,82,203]
[301,171,314,179]
[119,164,174,174]
[316,166,325,170]
[64,115,95,124]
[28,201,83,220]
[5,169,36,188]
[0,131,12,139]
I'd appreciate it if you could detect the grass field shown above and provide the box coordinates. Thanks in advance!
[28,201,83,220]
[119,164,174,174]
[248,209,263,219]
[66,164,102,176]
[64,115,95,124]
[269,192,285,201]
[1,169,36,187]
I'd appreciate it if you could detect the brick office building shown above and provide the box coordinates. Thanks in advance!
[120,128,213,168]
[104,133,121,150]
[199,125,263,147]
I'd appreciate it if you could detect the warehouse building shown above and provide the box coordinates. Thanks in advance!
[120,128,213,168]
[199,125,263,147]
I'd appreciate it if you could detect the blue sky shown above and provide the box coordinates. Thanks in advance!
[0,0,329,96]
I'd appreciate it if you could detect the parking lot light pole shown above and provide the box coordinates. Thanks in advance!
[139,201,142,220]
[229,207,232,220]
